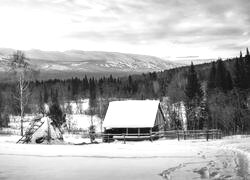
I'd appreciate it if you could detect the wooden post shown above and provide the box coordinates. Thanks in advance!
[150,128,153,142]
[138,128,140,137]
[126,128,128,143]
[107,133,109,143]
[206,129,209,141]
[177,130,180,141]
[123,133,126,144]
[102,128,105,142]
[184,131,186,140]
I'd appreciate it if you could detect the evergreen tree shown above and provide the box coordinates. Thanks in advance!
[38,91,44,114]
[48,103,65,128]
[185,62,203,100]
[48,88,64,128]
[234,57,241,88]
[185,62,203,130]
[82,75,89,97]
[89,78,97,108]
[225,71,233,91]
[88,78,97,143]
[207,61,216,91]
[51,89,59,104]
[43,86,49,103]
[71,77,79,99]
[245,47,250,88]
[169,109,182,130]
[198,100,209,129]
[234,54,247,89]
[0,91,3,127]
[215,59,232,92]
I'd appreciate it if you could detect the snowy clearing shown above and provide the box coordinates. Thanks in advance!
[0,136,250,179]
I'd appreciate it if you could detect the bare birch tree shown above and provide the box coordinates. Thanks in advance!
[7,51,37,136]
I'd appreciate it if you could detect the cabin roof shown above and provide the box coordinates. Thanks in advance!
[103,100,160,128]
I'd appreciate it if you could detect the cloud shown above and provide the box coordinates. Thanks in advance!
[0,0,249,58]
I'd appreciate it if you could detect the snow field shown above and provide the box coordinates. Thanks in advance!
[0,135,250,179]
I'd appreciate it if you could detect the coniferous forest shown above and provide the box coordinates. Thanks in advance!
[0,48,250,134]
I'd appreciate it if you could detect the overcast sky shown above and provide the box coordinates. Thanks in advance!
[0,0,249,59]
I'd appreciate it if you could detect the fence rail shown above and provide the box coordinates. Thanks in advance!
[102,129,222,143]
[0,128,20,135]
[0,127,222,143]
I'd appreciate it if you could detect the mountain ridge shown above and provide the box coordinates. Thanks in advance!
[0,48,180,79]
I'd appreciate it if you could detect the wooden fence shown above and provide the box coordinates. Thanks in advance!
[156,129,222,140]
[0,127,222,143]
[102,129,222,143]
[0,128,20,135]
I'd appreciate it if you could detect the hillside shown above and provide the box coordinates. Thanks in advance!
[0,48,180,80]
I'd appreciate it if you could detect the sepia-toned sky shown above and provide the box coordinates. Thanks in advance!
[0,0,249,59]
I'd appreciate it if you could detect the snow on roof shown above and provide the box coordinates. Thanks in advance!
[103,100,160,128]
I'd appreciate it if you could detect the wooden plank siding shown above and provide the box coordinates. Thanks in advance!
[153,105,166,131]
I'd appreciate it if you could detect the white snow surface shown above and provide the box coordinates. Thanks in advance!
[6,99,102,135]
[66,114,102,133]
[64,99,89,114]
[103,100,160,128]
[0,136,249,159]
[0,136,250,179]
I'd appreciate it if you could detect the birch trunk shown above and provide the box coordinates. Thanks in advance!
[20,74,24,136]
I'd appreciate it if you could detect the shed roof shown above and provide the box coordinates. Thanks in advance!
[103,100,160,128]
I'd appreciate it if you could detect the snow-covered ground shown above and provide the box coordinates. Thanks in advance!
[0,136,250,179]
[66,114,102,133]
[6,99,103,135]
[63,99,89,114]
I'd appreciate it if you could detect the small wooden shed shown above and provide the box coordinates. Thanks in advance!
[103,100,166,140]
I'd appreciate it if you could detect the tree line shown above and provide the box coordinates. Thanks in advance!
[183,48,250,134]
[0,49,250,134]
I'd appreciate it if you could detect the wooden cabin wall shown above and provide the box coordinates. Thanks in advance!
[154,108,165,131]
[105,128,151,134]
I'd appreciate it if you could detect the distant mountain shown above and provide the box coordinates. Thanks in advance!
[165,57,215,65]
[0,48,180,80]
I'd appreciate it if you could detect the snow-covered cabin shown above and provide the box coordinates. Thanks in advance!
[103,100,166,139]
